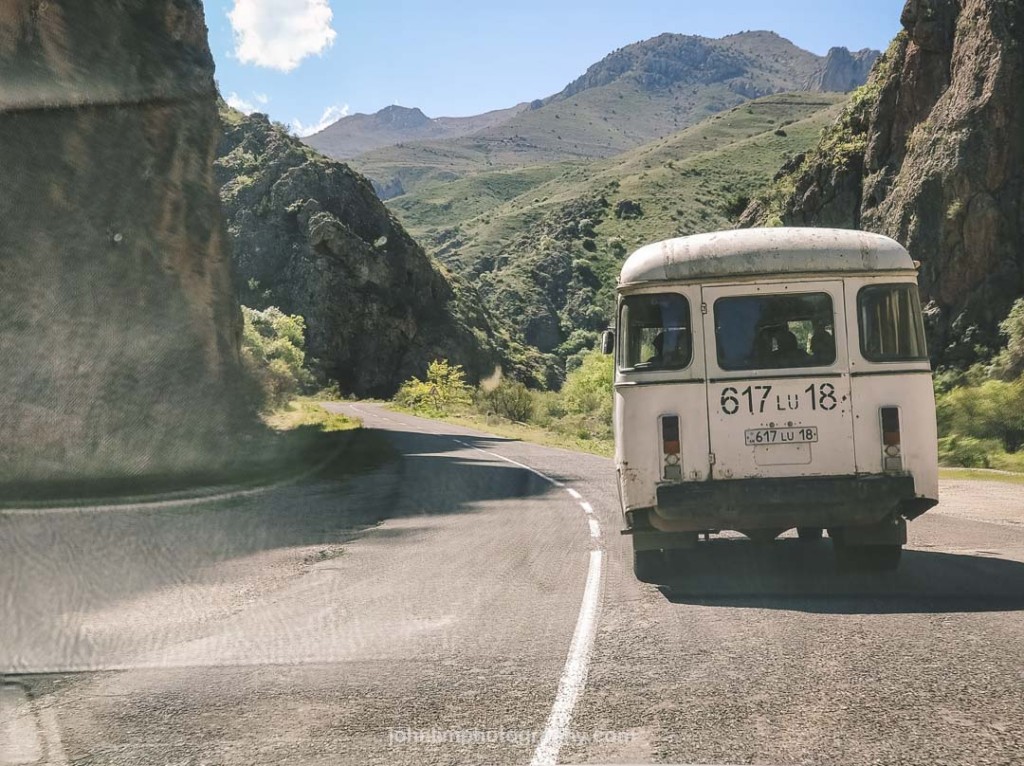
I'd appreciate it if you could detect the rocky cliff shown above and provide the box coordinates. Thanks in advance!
[217,109,515,396]
[553,31,824,101]
[807,47,881,92]
[0,0,248,487]
[742,0,1024,365]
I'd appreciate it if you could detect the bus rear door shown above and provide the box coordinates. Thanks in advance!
[700,281,857,481]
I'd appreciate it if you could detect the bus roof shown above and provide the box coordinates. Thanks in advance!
[619,228,915,286]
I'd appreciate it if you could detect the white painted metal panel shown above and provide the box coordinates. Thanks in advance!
[700,280,858,481]
[620,228,915,286]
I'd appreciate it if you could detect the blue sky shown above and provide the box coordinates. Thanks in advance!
[205,0,905,136]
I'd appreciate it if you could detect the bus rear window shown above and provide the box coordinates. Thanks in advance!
[619,294,692,371]
[858,284,929,362]
[715,293,836,371]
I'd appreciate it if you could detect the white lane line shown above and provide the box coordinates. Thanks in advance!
[529,549,603,766]
[467,446,568,489]
[36,705,69,766]
[1,684,42,764]
[442,429,605,766]
[351,403,607,763]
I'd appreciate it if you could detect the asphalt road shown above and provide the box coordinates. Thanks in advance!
[3,402,1024,765]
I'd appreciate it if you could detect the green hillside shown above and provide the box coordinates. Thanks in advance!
[390,92,846,370]
[347,32,827,200]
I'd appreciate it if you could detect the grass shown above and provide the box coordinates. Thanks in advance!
[372,93,844,254]
[386,163,576,234]
[264,399,359,433]
[939,468,1024,485]
[406,93,847,346]
[388,404,614,457]
[437,94,842,263]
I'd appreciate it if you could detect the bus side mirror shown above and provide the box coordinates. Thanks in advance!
[601,330,615,355]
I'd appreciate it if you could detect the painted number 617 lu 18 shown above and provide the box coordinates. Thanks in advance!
[720,383,838,416]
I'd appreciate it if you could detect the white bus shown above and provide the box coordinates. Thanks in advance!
[604,228,939,582]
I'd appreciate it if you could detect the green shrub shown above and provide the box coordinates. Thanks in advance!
[562,351,613,416]
[479,378,534,422]
[395,359,472,414]
[937,435,999,468]
[241,306,315,411]
[988,451,1024,473]
[547,350,614,443]
[936,379,1024,453]
[990,299,1024,380]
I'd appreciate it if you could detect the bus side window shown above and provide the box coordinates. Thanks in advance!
[618,294,692,372]
[858,285,929,362]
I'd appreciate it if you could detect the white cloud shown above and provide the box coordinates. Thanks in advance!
[228,0,337,72]
[224,92,270,115]
[291,103,350,137]
[225,92,256,114]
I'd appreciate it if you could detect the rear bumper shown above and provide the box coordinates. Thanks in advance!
[650,474,935,531]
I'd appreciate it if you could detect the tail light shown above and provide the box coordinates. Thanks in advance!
[880,406,903,473]
[661,415,682,482]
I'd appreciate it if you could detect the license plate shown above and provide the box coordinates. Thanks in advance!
[745,426,818,446]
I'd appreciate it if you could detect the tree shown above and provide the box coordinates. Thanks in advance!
[482,379,534,422]
[240,306,314,410]
[561,351,614,417]
[395,360,472,413]
[936,379,1024,453]
[991,299,1024,379]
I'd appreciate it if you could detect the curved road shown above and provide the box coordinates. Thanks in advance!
[3,402,1024,765]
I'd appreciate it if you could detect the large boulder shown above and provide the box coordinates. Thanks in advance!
[0,0,248,486]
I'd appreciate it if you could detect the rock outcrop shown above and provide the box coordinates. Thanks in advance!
[742,0,1024,365]
[807,47,881,92]
[217,109,505,396]
[0,0,248,486]
[554,31,823,101]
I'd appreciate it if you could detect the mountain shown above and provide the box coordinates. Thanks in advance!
[0,0,248,486]
[292,31,879,382]
[216,107,553,395]
[395,93,845,364]
[806,47,881,92]
[319,32,876,200]
[741,0,1024,368]
[548,31,822,103]
[304,103,527,159]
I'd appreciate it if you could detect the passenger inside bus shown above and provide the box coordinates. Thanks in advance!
[752,325,809,368]
[646,329,690,369]
[717,292,836,370]
[810,318,836,363]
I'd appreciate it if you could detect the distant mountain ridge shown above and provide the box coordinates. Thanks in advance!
[291,30,881,380]
[551,31,821,101]
[305,102,527,159]
[306,31,878,165]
